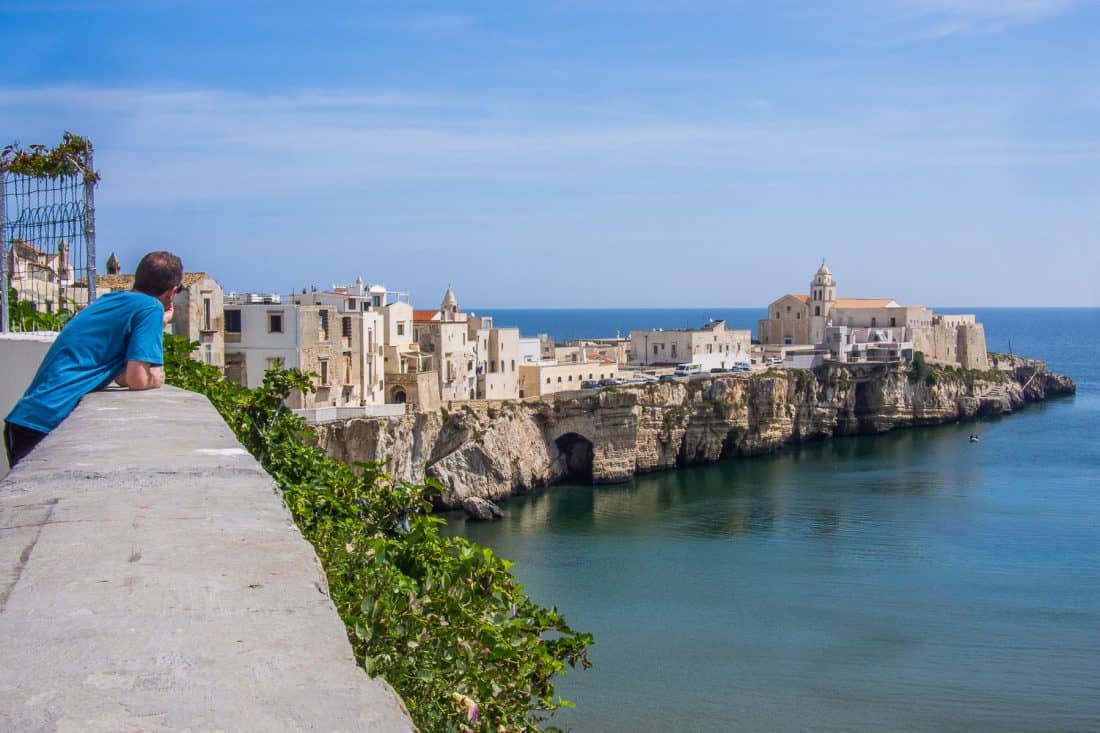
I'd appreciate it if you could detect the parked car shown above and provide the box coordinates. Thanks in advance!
[710,367,729,373]
[581,380,601,389]
[658,374,679,382]
[599,378,618,387]
[767,357,784,366]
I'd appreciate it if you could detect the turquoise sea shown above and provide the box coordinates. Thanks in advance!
[446,308,1099,732]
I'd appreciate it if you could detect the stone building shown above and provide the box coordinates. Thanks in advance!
[553,338,631,367]
[629,319,751,369]
[758,263,988,369]
[287,278,386,405]
[223,278,396,409]
[7,238,88,312]
[517,354,619,398]
[412,286,477,403]
[468,314,521,400]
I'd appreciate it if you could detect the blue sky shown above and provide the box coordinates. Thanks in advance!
[1,0,1097,307]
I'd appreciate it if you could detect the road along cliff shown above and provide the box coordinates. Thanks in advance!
[311,358,1075,512]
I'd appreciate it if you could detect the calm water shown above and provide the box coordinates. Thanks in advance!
[446,309,1100,732]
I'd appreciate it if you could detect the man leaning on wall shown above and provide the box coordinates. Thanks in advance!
[3,251,183,469]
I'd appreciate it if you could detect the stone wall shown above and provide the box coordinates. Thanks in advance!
[912,321,990,370]
[0,332,56,477]
[0,386,413,731]
[313,361,1074,510]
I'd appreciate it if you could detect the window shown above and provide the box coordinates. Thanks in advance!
[345,356,352,383]
[266,356,284,371]
[268,312,283,333]
[397,322,405,336]
[371,295,382,307]
[815,306,821,316]
[871,317,878,327]
[557,376,562,383]
[511,360,515,371]
[342,316,352,338]
[347,298,356,311]
[568,375,573,381]
[203,344,213,365]
[796,313,801,319]
[319,358,329,385]
[490,361,496,373]
[319,310,330,339]
[225,309,242,334]
[653,344,659,355]
[500,360,505,373]
[786,305,791,313]
[890,317,897,327]
[546,377,551,384]
[202,296,211,330]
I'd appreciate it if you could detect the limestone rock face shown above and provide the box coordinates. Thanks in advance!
[310,361,1075,510]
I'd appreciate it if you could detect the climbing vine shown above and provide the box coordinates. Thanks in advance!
[163,335,592,732]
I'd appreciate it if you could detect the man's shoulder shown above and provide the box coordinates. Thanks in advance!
[95,291,161,314]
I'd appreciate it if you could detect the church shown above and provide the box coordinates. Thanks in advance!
[758,263,989,370]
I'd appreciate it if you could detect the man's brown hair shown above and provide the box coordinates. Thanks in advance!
[133,251,183,296]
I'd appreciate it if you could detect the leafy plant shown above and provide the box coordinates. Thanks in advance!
[1,132,99,182]
[5,287,75,331]
[163,335,592,731]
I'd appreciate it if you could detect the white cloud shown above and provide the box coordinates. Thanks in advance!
[1,85,1096,206]
[895,0,1079,36]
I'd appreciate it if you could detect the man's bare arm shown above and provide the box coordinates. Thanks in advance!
[115,361,165,390]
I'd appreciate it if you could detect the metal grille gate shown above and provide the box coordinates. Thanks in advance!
[0,135,98,332]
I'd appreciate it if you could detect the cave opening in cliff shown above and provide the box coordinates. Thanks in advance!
[555,433,594,483]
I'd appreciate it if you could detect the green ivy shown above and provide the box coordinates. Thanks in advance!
[1,132,100,182]
[163,335,592,732]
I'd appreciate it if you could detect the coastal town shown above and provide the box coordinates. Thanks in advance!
[8,241,991,418]
[6,243,990,418]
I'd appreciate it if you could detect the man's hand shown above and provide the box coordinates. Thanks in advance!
[163,301,175,327]
[115,361,165,390]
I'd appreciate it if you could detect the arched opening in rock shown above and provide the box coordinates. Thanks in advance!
[555,432,594,483]
[389,388,407,404]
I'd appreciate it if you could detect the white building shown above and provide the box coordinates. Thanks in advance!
[630,319,751,370]
[223,277,405,408]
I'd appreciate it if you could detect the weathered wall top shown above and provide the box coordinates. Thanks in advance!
[0,386,413,732]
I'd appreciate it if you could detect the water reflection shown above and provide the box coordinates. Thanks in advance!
[450,419,989,545]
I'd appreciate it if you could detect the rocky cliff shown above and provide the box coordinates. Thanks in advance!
[312,359,1075,510]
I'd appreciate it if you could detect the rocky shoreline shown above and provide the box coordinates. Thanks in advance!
[311,357,1075,514]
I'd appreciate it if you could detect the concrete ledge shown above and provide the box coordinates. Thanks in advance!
[0,386,414,732]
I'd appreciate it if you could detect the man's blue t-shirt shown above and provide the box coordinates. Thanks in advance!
[6,291,165,433]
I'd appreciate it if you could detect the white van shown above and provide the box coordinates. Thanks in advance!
[674,363,703,376]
